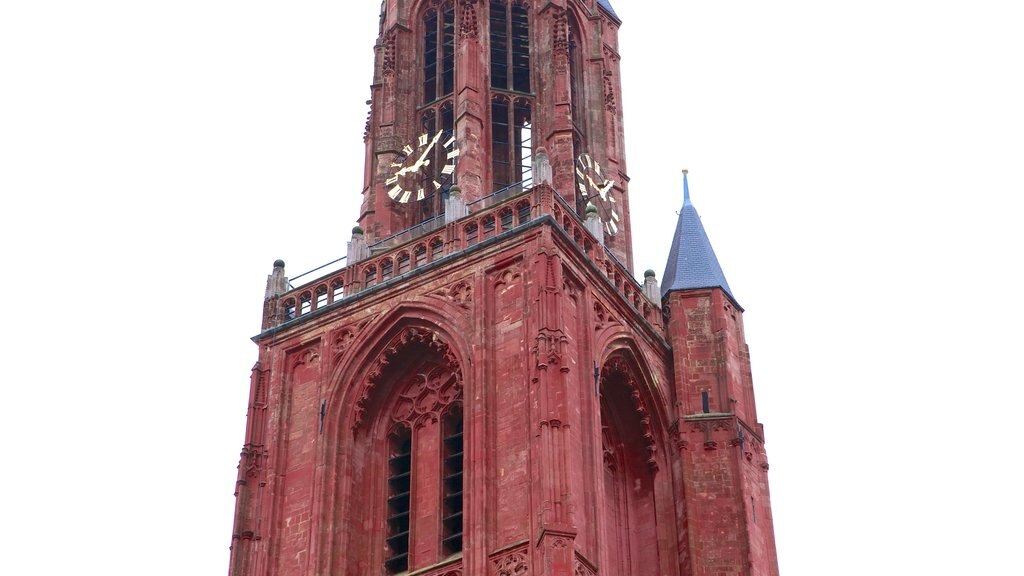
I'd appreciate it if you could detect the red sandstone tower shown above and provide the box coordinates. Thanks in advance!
[228,2,779,575]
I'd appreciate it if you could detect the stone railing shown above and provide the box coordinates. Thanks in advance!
[549,190,663,330]
[263,183,662,333]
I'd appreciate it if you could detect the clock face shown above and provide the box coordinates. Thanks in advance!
[385,130,459,203]
[575,153,621,235]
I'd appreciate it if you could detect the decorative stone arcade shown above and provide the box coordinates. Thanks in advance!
[228,3,780,576]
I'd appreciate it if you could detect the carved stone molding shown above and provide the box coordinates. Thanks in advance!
[494,265,522,287]
[574,552,597,576]
[381,30,397,77]
[592,299,619,332]
[460,0,479,40]
[330,326,357,358]
[391,365,462,425]
[687,415,741,452]
[435,279,473,309]
[602,357,658,470]
[551,7,568,71]
[534,329,568,371]
[352,327,462,432]
[288,346,321,374]
[602,69,616,113]
[493,551,529,576]
[238,444,265,481]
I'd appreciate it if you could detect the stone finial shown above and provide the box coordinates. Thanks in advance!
[265,260,288,299]
[348,225,369,263]
[534,147,552,185]
[642,269,662,307]
[445,185,468,223]
[584,203,605,245]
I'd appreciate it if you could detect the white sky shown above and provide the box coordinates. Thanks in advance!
[2,1,1023,574]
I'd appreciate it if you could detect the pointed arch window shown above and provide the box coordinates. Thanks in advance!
[424,3,457,104]
[568,15,589,214]
[599,358,662,574]
[489,1,533,191]
[371,344,464,575]
[491,95,533,189]
[385,426,413,573]
[490,0,531,93]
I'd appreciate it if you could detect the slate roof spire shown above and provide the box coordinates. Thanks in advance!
[597,0,620,21]
[661,170,738,305]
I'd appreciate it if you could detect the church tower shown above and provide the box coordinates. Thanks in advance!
[228,2,780,576]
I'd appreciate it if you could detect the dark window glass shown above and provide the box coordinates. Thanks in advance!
[441,407,464,555]
[441,5,456,97]
[385,429,412,573]
[489,1,508,89]
[490,1,530,92]
[430,237,444,260]
[414,245,427,268]
[510,3,530,92]
[424,10,438,102]
[424,5,456,104]
[492,97,511,188]
[517,201,531,224]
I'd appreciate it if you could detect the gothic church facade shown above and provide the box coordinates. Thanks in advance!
[228,2,780,575]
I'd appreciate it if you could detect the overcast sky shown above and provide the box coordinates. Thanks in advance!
[2,1,1023,574]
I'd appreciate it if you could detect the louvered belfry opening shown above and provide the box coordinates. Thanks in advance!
[385,427,413,573]
[441,405,464,555]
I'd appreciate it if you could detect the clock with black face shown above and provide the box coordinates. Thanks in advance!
[575,152,621,235]
[385,130,459,203]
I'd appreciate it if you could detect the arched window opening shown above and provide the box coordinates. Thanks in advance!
[381,259,394,282]
[283,298,296,320]
[516,200,531,224]
[331,280,345,303]
[491,96,533,190]
[429,237,445,261]
[365,266,378,288]
[315,286,328,310]
[465,222,479,246]
[599,359,661,575]
[482,215,496,239]
[397,252,411,275]
[414,244,428,268]
[360,334,464,575]
[499,207,514,230]
[300,292,312,316]
[423,4,456,104]
[568,16,589,215]
[385,426,413,574]
[490,1,531,93]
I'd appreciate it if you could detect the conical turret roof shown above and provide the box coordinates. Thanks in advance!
[597,0,620,20]
[661,172,738,305]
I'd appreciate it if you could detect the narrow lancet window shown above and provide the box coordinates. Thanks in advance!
[385,427,412,573]
[490,1,530,92]
[491,96,532,189]
[441,406,464,555]
[424,4,456,104]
